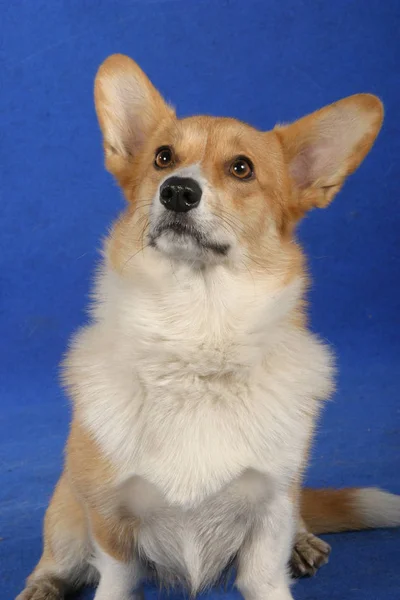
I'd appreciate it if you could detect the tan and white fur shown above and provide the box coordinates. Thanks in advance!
[17,55,400,600]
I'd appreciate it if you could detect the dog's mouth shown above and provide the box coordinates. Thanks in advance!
[149,219,230,256]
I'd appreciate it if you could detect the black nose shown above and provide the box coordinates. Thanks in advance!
[160,177,202,213]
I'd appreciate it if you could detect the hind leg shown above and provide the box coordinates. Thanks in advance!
[290,518,331,578]
[16,472,95,599]
[289,480,331,578]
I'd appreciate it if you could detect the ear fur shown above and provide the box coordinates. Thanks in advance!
[94,54,175,178]
[275,94,384,214]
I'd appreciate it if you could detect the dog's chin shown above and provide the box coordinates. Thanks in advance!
[149,227,230,264]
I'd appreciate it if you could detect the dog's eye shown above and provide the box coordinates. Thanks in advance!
[155,146,174,169]
[230,157,254,180]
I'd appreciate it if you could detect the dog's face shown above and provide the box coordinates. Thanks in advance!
[95,55,383,275]
[116,114,289,268]
[140,117,286,265]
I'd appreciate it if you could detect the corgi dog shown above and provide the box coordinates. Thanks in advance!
[17,55,400,600]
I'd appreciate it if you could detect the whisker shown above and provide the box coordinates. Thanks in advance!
[215,210,274,273]
[121,242,152,272]
[140,221,150,255]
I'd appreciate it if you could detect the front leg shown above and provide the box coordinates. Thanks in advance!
[236,492,295,600]
[90,510,143,600]
[93,546,143,600]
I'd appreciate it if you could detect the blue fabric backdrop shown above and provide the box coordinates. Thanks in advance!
[1,1,399,599]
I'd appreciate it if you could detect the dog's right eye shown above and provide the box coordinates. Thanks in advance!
[154,146,174,169]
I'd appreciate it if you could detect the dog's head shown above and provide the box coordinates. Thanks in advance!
[95,54,383,275]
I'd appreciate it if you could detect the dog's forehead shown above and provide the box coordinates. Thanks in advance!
[166,116,263,160]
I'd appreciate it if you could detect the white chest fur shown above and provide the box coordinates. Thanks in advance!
[67,256,333,507]
[118,470,274,592]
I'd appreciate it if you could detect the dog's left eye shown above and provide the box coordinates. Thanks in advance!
[229,156,254,180]
[155,146,174,169]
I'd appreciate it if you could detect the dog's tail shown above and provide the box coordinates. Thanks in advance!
[301,487,400,534]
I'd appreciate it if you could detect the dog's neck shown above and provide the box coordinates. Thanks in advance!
[92,249,305,376]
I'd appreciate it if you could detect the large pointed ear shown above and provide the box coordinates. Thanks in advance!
[275,94,383,213]
[94,54,175,178]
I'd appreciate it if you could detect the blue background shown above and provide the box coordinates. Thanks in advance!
[1,1,399,599]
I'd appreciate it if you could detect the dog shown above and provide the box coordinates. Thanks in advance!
[17,54,400,600]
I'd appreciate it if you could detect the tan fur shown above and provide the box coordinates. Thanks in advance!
[22,471,94,595]
[301,488,364,534]
[17,55,396,600]
[67,419,139,563]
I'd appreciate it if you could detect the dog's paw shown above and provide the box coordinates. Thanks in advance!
[15,577,64,600]
[290,532,331,578]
